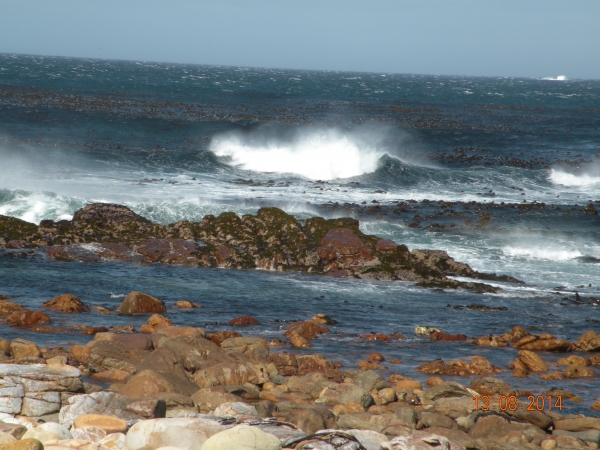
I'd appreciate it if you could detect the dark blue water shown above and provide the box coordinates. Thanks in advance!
[0,53,599,415]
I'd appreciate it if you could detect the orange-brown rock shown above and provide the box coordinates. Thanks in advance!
[175,300,202,308]
[429,331,467,341]
[91,369,131,382]
[42,294,90,313]
[358,333,392,342]
[592,399,600,411]
[417,356,499,376]
[207,330,242,345]
[570,330,600,352]
[473,335,509,347]
[368,353,385,362]
[395,379,423,390]
[0,300,26,317]
[228,316,260,326]
[4,310,51,327]
[139,313,172,333]
[540,372,564,380]
[290,334,311,348]
[503,325,530,342]
[358,360,385,370]
[284,320,329,340]
[80,326,109,335]
[390,332,407,340]
[590,355,600,366]
[319,228,376,268]
[513,334,570,352]
[563,365,596,378]
[557,355,588,366]
[389,359,403,364]
[116,291,166,315]
[427,377,444,387]
[73,414,128,434]
[70,344,91,364]
[512,350,548,373]
[154,325,205,338]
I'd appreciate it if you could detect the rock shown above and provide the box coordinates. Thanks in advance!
[358,333,392,341]
[319,383,374,409]
[416,412,456,430]
[191,388,243,413]
[395,406,417,428]
[590,355,600,366]
[175,300,201,308]
[416,358,498,377]
[0,300,26,318]
[592,399,600,411]
[4,310,50,327]
[554,417,600,432]
[125,417,225,450]
[469,377,513,396]
[422,382,470,401]
[426,377,443,387]
[201,425,281,450]
[91,369,131,382]
[228,316,260,326]
[473,335,509,347]
[289,334,311,348]
[557,355,588,366]
[73,414,128,434]
[513,335,570,352]
[553,429,600,445]
[564,364,596,378]
[415,326,442,337]
[355,370,388,391]
[337,414,385,433]
[0,432,16,444]
[42,294,90,313]
[213,402,258,418]
[0,423,26,439]
[220,336,269,361]
[139,313,173,333]
[87,340,150,372]
[155,325,205,339]
[116,291,166,315]
[394,379,423,391]
[429,332,467,341]
[284,321,329,340]
[0,439,44,450]
[571,330,600,352]
[346,429,388,450]
[207,331,241,345]
[379,388,397,405]
[311,313,337,324]
[381,433,455,450]
[114,369,199,398]
[470,414,545,442]
[21,422,72,443]
[368,353,385,362]
[71,425,107,442]
[59,391,142,428]
[69,344,91,364]
[99,433,127,449]
[540,439,557,450]
[9,339,40,360]
[516,350,548,372]
[284,408,328,435]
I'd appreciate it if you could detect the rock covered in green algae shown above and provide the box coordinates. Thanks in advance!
[1,203,521,292]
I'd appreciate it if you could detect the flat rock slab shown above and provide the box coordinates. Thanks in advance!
[0,364,81,379]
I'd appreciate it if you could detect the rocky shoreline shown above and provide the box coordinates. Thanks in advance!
[0,292,600,450]
[0,203,521,293]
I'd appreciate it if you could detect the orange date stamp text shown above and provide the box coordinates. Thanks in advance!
[473,395,562,412]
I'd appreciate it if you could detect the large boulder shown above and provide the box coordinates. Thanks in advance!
[114,369,199,399]
[87,340,150,373]
[42,294,90,313]
[201,425,281,450]
[125,417,225,450]
[4,310,50,327]
[220,336,269,361]
[571,331,600,352]
[73,414,127,434]
[116,291,166,315]
[191,388,243,413]
[59,391,143,428]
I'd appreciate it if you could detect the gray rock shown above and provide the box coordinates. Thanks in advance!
[421,382,469,401]
[59,391,141,428]
[416,412,456,430]
[354,370,388,392]
[553,429,600,445]
[345,429,388,450]
[394,406,417,428]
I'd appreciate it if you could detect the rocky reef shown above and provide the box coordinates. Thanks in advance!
[0,203,520,293]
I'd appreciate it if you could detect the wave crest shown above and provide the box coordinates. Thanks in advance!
[503,246,583,261]
[549,168,600,187]
[210,129,391,180]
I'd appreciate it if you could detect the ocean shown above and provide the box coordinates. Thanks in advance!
[0,53,599,414]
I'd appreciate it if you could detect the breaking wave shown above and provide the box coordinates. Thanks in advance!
[549,168,600,187]
[210,129,393,180]
[503,246,583,261]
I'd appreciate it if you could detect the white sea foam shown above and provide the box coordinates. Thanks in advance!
[210,129,390,180]
[541,75,568,81]
[549,169,600,187]
[503,246,583,261]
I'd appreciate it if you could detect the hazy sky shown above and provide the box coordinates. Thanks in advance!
[1,0,599,79]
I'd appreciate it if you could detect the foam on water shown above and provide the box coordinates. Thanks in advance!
[502,246,583,261]
[210,129,390,180]
[549,168,600,187]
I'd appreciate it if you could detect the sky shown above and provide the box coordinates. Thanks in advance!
[1,0,599,79]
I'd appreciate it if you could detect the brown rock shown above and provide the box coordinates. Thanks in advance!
[557,355,588,366]
[70,344,91,364]
[516,350,548,372]
[589,355,600,366]
[0,339,11,355]
[417,357,498,377]
[4,310,50,327]
[358,333,392,342]
[426,377,444,387]
[368,353,385,362]
[358,360,385,370]
[87,340,150,372]
[91,369,131,382]
[395,380,423,391]
[73,414,128,434]
[429,332,467,341]
[0,438,44,450]
[228,315,260,326]
[42,294,90,313]
[175,300,202,308]
[563,364,596,378]
[571,330,600,352]
[0,300,27,317]
[473,335,509,347]
[207,330,242,345]
[346,401,365,413]
[116,291,166,314]
[389,359,403,364]
[592,399,600,411]
[311,313,337,324]
[514,335,570,352]
[390,332,407,340]
[554,417,600,431]
[319,227,376,267]
[10,338,40,360]
[140,313,172,333]
[154,325,205,339]
[284,320,329,339]
[289,334,311,348]
[539,371,564,380]
[285,408,335,435]
[191,387,243,412]
[115,369,199,398]
[80,326,109,335]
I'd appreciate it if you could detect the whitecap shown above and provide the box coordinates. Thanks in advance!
[503,246,583,261]
[549,169,600,187]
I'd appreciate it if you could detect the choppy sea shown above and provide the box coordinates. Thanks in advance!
[0,54,599,414]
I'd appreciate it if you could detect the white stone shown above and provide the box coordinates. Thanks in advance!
[37,422,73,440]
[72,426,107,442]
[99,432,127,449]
[0,364,81,378]
[0,396,22,414]
[125,418,225,450]
[59,392,140,428]
[346,429,388,450]
[21,395,61,416]
[0,385,24,397]
[0,431,17,444]
[21,429,66,444]
[201,425,281,450]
